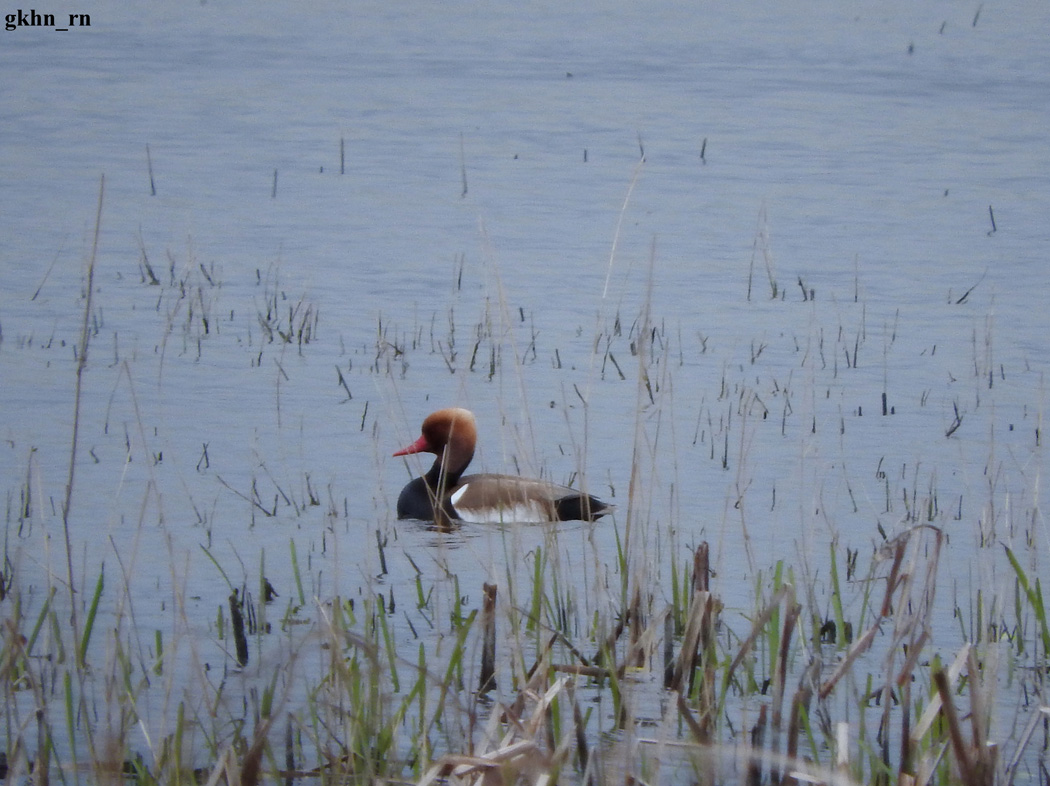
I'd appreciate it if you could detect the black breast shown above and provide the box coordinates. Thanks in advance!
[396,477,462,521]
[396,477,434,520]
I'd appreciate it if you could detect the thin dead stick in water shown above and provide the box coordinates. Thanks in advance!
[602,155,645,299]
[32,239,68,300]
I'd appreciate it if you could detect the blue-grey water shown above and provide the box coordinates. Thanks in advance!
[2,0,1049,780]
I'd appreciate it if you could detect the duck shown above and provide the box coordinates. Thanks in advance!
[393,407,613,523]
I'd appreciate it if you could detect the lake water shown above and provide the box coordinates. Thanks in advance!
[2,0,1049,781]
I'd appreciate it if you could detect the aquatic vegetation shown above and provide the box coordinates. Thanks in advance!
[1,156,1046,786]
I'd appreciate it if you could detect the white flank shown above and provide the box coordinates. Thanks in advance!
[449,485,549,524]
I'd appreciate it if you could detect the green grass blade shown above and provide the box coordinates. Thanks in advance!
[1004,545,1050,655]
[290,537,305,606]
[78,564,104,668]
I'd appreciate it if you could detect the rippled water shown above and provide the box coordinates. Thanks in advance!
[2,0,1049,778]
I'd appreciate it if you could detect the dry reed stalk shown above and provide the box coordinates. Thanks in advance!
[819,528,938,703]
[934,668,978,785]
[899,672,914,781]
[785,644,820,784]
[882,526,944,778]
[43,175,109,780]
[748,704,768,786]
[239,714,275,786]
[479,582,497,693]
[525,635,563,681]
[229,590,249,666]
[663,613,675,688]
[836,721,850,775]
[1002,706,1050,786]
[529,630,593,678]
[965,647,996,782]
[910,644,971,741]
[621,238,658,566]
[694,542,711,592]
[771,589,801,751]
[696,605,719,733]
[63,175,104,639]
[202,743,241,786]
[593,605,632,668]
[628,585,644,667]
[615,604,669,689]
[666,540,714,696]
[669,589,707,695]
[726,584,792,683]
[421,676,573,786]
[564,678,589,772]
[550,664,617,679]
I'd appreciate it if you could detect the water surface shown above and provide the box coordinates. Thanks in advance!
[1,0,1048,779]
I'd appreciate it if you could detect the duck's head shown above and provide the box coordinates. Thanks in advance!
[394,407,477,473]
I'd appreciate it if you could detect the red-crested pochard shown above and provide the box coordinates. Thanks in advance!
[393,407,612,523]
